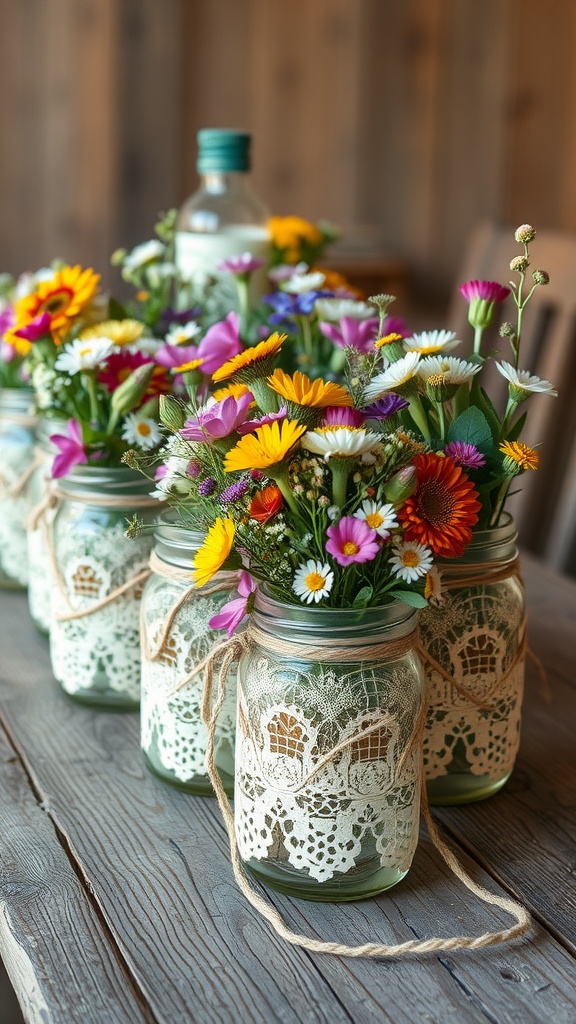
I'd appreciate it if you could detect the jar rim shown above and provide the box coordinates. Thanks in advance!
[253,589,419,642]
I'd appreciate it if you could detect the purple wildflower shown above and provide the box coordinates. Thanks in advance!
[181,392,253,442]
[219,479,249,504]
[363,393,409,419]
[237,407,288,435]
[217,252,265,276]
[263,289,331,324]
[444,441,486,469]
[198,478,216,496]
[209,570,257,637]
[155,343,200,369]
[318,316,379,353]
[186,460,201,479]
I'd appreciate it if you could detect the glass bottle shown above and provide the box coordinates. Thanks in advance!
[235,594,425,901]
[0,388,37,590]
[140,520,236,795]
[27,418,67,633]
[49,466,157,708]
[175,128,271,302]
[419,515,525,805]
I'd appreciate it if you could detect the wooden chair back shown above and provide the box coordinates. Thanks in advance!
[446,221,576,571]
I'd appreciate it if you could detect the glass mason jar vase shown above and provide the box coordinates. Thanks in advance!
[419,516,526,805]
[27,418,67,633]
[235,594,425,902]
[140,521,237,795]
[0,388,37,590]
[49,466,158,708]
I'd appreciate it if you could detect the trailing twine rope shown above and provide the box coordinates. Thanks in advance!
[140,551,239,664]
[196,626,531,959]
[0,449,43,500]
[43,486,163,622]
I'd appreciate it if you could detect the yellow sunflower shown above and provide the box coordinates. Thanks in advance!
[267,369,352,409]
[224,419,306,473]
[80,319,144,346]
[9,265,100,352]
[212,333,286,384]
[192,517,235,587]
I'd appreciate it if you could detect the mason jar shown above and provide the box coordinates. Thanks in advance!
[419,515,525,805]
[0,388,37,589]
[27,418,67,633]
[235,594,425,901]
[140,521,237,795]
[49,466,159,708]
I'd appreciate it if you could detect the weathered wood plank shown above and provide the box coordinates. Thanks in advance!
[1,584,576,1024]
[0,724,152,1024]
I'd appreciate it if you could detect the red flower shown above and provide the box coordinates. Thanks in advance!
[398,453,481,558]
[249,485,284,523]
[98,351,170,401]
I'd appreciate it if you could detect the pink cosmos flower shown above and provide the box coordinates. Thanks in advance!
[155,342,200,369]
[50,419,88,479]
[196,311,242,375]
[325,516,380,566]
[237,407,288,434]
[209,571,257,637]
[180,392,253,442]
[323,406,365,428]
[318,316,380,353]
[14,312,52,342]
[217,253,266,276]
[459,280,510,303]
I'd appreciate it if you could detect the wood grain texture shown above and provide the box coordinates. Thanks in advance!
[0,577,576,1023]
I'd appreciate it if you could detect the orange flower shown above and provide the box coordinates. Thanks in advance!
[249,485,284,523]
[212,333,286,384]
[398,453,481,558]
[9,265,100,352]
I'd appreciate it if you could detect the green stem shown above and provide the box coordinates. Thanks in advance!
[268,469,299,515]
[473,326,484,357]
[489,478,512,527]
[407,394,431,443]
[84,373,101,429]
[436,401,447,442]
[298,316,313,362]
[330,461,351,508]
[236,277,251,340]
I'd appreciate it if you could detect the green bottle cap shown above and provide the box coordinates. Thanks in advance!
[197,129,252,174]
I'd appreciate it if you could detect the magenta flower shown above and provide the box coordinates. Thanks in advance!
[14,312,52,342]
[237,406,287,434]
[209,571,257,637]
[318,316,379,353]
[196,312,242,375]
[155,342,200,369]
[459,280,510,303]
[217,252,266,276]
[50,419,88,479]
[325,516,380,566]
[444,441,486,469]
[323,406,365,428]
[180,392,253,442]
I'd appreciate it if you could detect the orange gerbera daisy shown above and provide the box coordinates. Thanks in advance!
[9,265,100,352]
[212,333,286,384]
[267,369,352,408]
[249,485,284,523]
[398,453,481,558]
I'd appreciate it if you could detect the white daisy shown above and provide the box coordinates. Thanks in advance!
[293,559,334,604]
[150,455,194,498]
[353,500,398,538]
[121,413,163,450]
[122,239,164,272]
[268,261,309,284]
[418,355,481,386]
[302,426,382,461]
[403,330,461,356]
[389,541,433,583]
[362,351,421,403]
[281,271,326,294]
[495,361,558,397]
[314,298,376,322]
[54,337,115,375]
[165,321,201,346]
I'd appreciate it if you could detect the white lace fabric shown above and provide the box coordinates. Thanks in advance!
[420,579,525,782]
[235,650,422,885]
[0,437,35,587]
[140,576,236,783]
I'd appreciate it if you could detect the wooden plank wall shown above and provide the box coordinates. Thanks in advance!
[0,0,574,304]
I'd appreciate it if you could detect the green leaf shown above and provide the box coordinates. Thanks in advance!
[388,589,429,608]
[506,410,527,442]
[352,585,373,608]
[447,405,494,454]
[108,296,129,321]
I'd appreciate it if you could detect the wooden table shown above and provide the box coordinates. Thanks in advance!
[1,554,575,1024]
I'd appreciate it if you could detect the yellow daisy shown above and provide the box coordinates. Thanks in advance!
[193,517,235,587]
[268,216,322,259]
[80,319,144,346]
[212,383,253,402]
[374,333,403,349]
[224,419,306,473]
[172,358,205,373]
[212,333,286,384]
[499,440,540,471]
[9,264,100,352]
[267,369,352,408]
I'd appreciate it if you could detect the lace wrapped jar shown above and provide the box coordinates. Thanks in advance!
[234,594,425,901]
[140,521,237,795]
[419,516,526,805]
[27,418,66,633]
[0,388,37,590]
[49,466,158,708]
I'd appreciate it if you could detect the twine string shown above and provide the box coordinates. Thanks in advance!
[198,626,531,958]
[0,449,43,500]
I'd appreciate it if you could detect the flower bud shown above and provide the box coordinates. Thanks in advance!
[384,464,417,506]
[510,255,530,273]
[499,322,516,338]
[111,363,155,417]
[425,373,454,404]
[159,394,187,431]
[514,224,536,244]
[532,269,549,286]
